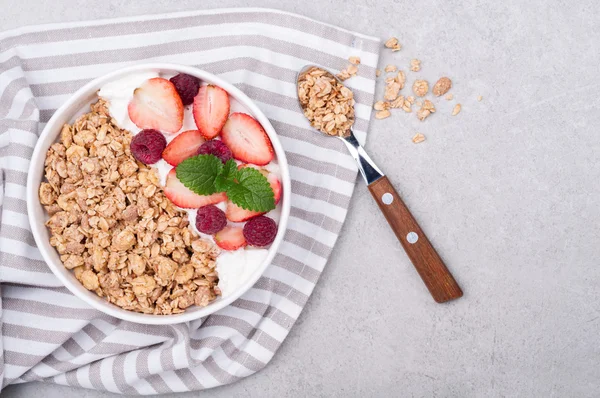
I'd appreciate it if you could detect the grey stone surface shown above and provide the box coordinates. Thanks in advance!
[2,0,600,397]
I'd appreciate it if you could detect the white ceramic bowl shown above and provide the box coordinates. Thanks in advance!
[27,63,290,325]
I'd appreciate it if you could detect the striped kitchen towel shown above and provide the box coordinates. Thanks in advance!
[0,8,380,394]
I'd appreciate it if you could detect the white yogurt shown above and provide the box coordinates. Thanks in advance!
[98,72,279,297]
[216,249,269,297]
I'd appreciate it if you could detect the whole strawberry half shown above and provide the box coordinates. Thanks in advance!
[128,77,184,134]
[162,130,205,166]
[193,85,230,140]
[221,113,274,166]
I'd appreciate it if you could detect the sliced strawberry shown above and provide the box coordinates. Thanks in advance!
[162,130,205,166]
[163,169,226,208]
[267,173,282,205]
[226,201,264,222]
[193,85,230,139]
[238,164,282,205]
[128,78,184,134]
[221,113,274,166]
[214,226,247,251]
[237,163,266,174]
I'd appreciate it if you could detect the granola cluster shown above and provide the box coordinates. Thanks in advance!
[40,100,220,315]
[417,100,436,121]
[384,37,402,51]
[433,77,452,97]
[298,66,355,137]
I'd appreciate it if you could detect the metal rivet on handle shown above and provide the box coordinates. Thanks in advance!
[382,193,393,205]
[406,232,418,244]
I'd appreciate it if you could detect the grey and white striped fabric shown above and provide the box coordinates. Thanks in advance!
[0,8,380,394]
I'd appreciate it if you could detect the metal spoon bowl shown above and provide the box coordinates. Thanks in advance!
[296,65,463,303]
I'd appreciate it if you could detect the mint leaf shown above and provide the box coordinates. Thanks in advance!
[176,155,223,195]
[222,159,238,180]
[227,167,275,212]
[215,176,233,192]
[215,159,238,192]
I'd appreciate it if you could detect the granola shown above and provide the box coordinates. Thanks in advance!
[412,79,429,97]
[40,100,220,315]
[349,56,361,65]
[336,64,358,81]
[412,133,426,143]
[410,59,421,72]
[452,103,462,116]
[384,80,402,101]
[374,101,390,111]
[396,71,406,89]
[375,110,391,119]
[298,67,355,137]
[384,37,401,51]
[389,95,404,109]
[417,100,436,121]
[433,77,452,97]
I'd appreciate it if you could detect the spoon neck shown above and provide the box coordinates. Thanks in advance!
[341,132,384,185]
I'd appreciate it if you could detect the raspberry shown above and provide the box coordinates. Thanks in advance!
[195,205,227,234]
[130,129,167,165]
[197,140,232,164]
[243,216,277,247]
[170,74,200,106]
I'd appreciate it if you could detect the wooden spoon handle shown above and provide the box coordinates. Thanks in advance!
[368,176,463,303]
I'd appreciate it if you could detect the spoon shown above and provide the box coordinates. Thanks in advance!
[297,65,462,303]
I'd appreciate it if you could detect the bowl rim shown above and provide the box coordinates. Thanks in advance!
[26,63,291,325]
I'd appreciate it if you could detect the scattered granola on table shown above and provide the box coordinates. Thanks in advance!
[412,79,429,97]
[370,34,482,142]
[40,100,220,315]
[417,100,436,121]
[412,133,426,143]
[433,77,452,97]
[390,95,405,109]
[374,101,390,111]
[384,79,402,101]
[384,37,401,51]
[401,97,413,113]
[375,110,391,119]
[396,71,406,89]
[298,66,355,136]
[410,59,421,72]
[452,103,462,116]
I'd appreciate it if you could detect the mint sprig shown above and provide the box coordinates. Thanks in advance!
[176,155,275,212]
